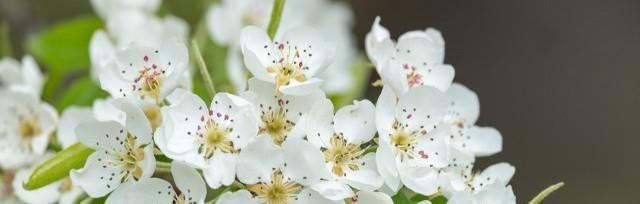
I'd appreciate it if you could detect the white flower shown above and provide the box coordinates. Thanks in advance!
[70,98,155,198]
[366,16,454,94]
[349,190,393,204]
[443,163,516,204]
[207,0,358,94]
[0,90,57,170]
[229,136,339,204]
[241,78,325,145]
[154,88,259,189]
[304,98,384,200]
[90,0,160,19]
[98,37,189,105]
[105,160,207,204]
[444,83,502,157]
[0,56,43,97]
[13,167,84,204]
[374,86,452,195]
[240,26,333,95]
[57,106,94,148]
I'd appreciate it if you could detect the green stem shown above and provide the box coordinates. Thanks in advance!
[0,22,12,58]
[191,38,217,97]
[529,182,565,204]
[266,0,286,39]
[156,161,172,173]
[73,193,88,204]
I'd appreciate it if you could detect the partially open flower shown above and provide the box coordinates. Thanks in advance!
[0,56,43,97]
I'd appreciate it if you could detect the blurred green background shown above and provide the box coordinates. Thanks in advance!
[1,0,639,203]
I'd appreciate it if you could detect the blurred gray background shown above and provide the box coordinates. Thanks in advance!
[2,0,639,203]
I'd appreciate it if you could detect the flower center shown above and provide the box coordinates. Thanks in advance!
[58,177,73,193]
[266,43,309,92]
[133,64,164,102]
[259,108,293,145]
[323,135,361,177]
[389,120,420,161]
[111,134,146,182]
[18,115,40,141]
[144,104,162,131]
[198,120,234,159]
[247,170,301,204]
[402,64,424,87]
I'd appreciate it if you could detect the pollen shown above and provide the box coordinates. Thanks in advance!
[323,135,362,176]
[259,108,293,145]
[247,170,301,204]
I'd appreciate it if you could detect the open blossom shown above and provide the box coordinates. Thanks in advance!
[155,89,259,189]
[240,26,333,95]
[207,0,357,94]
[70,98,155,198]
[13,164,84,204]
[0,56,43,97]
[241,78,324,145]
[444,83,502,157]
[375,86,452,195]
[366,16,454,94]
[105,160,207,204]
[90,0,160,19]
[304,98,384,200]
[227,136,338,204]
[443,163,516,204]
[0,90,57,170]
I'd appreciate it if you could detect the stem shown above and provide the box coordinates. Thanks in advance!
[73,193,88,204]
[529,182,565,204]
[266,0,286,39]
[191,38,216,97]
[0,22,12,58]
[155,161,172,173]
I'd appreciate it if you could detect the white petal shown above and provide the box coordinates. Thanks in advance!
[375,86,397,142]
[398,165,439,195]
[216,190,261,204]
[467,126,502,157]
[240,26,274,82]
[236,136,283,184]
[395,32,445,67]
[211,92,259,149]
[379,59,409,95]
[57,107,94,148]
[110,178,174,204]
[293,188,344,204]
[75,119,127,152]
[92,98,126,124]
[416,63,455,92]
[225,47,248,92]
[365,16,392,66]
[279,78,324,96]
[203,152,238,189]
[341,153,384,191]
[396,86,449,134]
[13,168,61,204]
[70,150,125,197]
[19,55,44,97]
[333,100,376,145]
[473,163,515,190]
[172,160,207,203]
[310,181,354,201]
[161,89,206,155]
[446,83,480,124]
[353,191,393,204]
[111,99,152,146]
[277,26,330,77]
[89,30,116,81]
[281,138,332,186]
[375,142,402,193]
[305,98,334,148]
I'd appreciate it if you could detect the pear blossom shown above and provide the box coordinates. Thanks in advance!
[348,190,393,204]
[240,26,333,95]
[105,160,207,204]
[70,98,155,198]
[304,98,384,200]
[230,136,340,204]
[0,90,57,170]
[90,0,160,19]
[444,83,502,157]
[0,56,43,97]
[375,86,452,195]
[241,78,324,145]
[207,0,357,94]
[154,89,259,189]
[366,16,454,94]
[443,163,516,204]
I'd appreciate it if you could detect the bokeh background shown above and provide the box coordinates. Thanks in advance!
[1,0,639,203]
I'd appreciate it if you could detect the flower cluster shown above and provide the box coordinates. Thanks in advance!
[0,0,526,204]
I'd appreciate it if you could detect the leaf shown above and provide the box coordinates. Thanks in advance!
[27,16,102,71]
[24,143,94,190]
[55,76,108,112]
[429,195,448,204]
[392,192,413,204]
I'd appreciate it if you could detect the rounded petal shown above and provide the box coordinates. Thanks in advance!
[341,153,384,191]
[109,178,174,204]
[216,190,261,204]
[379,59,409,95]
[396,86,450,133]
[467,126,502,157]
[446,83,480,124]
[240,26,274,82]
[90,30,116,80]
[353,191,393,204]
[473,162,516,190]
[70,151,125,197]
[305,98,334,148]
[395,32,445,67]
[416,63,455,92]
[211,92,259,149]
[57,107,94,148]
[399,166,439,195]
[13,168,61,204]
[203,152,238,189]
[279,78,324,96]
[277,26,330,77]
[161,89,207,155]
[375,86,397,142]
[75,119,127,152]
[281,138,332,186]
[375,142,401,193]
[236,136,283,184]
[333,100,376,145]
[111,97,153,145]
[293,188,344,204]
[310,181,354,201]
[172,160,207,203]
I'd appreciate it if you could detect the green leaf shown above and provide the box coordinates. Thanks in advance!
[429,195,448,204]
[410,194,429,203]
[56,76,108,112]
[24,143,94,190]
[27,16,102,71]
[392,192,413,204]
